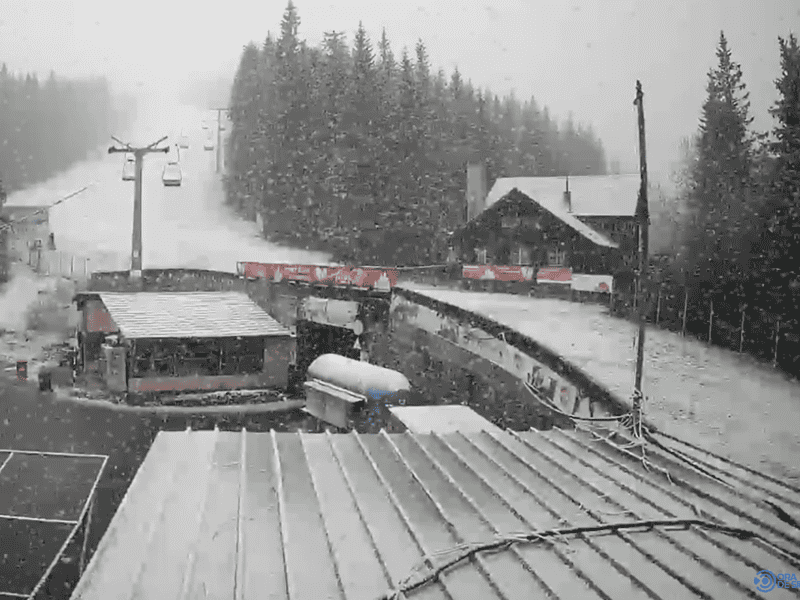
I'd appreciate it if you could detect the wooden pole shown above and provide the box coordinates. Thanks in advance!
[632,80,650,434]
[708,297,714,344]
[655,285,662,325]
[773,318,780,367]
[682,287,689,337]
[739,308,746,353]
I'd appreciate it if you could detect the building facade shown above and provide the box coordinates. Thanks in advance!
[0,205,52,265]
[74,291,296,395]
[453,172,642,288]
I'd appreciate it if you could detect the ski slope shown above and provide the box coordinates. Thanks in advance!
[403,283,800,482]
[6,103,332,274]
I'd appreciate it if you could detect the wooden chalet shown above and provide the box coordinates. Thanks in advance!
[452,173,641,288]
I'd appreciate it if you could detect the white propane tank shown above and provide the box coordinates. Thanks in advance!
[306,354,410,401]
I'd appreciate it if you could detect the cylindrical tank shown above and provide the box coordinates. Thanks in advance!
[306,354,411,402]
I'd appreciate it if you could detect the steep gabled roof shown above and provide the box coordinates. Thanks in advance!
[463,187,619,249]
[486,175,640,217]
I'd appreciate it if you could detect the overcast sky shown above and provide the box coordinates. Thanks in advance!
[0,0,797,181]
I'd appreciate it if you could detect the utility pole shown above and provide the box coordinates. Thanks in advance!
[632,80,650,436]
[211,108,230,173]
[108,135,170,279]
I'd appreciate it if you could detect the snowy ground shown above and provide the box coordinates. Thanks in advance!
[1,102,333,382]
[6,103,332,274]
[402,283,800,482]
[0,262,77,381]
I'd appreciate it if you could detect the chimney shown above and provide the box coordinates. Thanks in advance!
[466,162,488,221]
[562,176,572,213]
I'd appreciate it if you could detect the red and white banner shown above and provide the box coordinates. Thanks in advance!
[238,261,610,294]
[536,267,572,284]
[571,273,613,294]
[239,262,398,291]
[462,265,535,282]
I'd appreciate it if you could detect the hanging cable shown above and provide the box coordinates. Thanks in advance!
[0,184,95,233]
[375,517,800,600]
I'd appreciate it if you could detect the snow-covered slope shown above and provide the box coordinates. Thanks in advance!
[6,103,332,274]
[403,284,800,481]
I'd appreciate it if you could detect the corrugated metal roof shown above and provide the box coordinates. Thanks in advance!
[486,175,641,217]
[72,427,800,600]
[480,180,620,249]
[97,291,291,339]
[390,405,505,435]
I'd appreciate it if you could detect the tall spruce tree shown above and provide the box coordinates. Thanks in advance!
[753,34,800,311]
[683,31,755,291]
[227,42,261,217]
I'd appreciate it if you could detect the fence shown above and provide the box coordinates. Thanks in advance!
[28,249,94,285]
[613,281,800,376]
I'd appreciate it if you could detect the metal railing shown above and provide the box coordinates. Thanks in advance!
[29,249,94,284]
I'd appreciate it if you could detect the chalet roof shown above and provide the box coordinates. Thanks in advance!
[461,189,619,249]
[71,427,800,600]
[485,175,641,218]
[96,291,291,340]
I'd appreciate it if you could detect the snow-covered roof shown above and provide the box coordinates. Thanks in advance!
[71,427,800,600]
[97,291,291,340]
[476,184,619,249]
[486,174,641,217]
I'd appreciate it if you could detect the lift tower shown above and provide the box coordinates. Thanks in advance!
[108,135,170,278]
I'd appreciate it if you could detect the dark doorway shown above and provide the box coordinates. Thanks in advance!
[293,320,359,390]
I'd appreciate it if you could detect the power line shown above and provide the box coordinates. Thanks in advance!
[0,184,95,233]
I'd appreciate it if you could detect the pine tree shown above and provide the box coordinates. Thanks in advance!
[350,22,378,148]
[683,31,756,290]
[223,16,613,264]
[752,34,800,311]
[227,42,261,217]
[0,66,115,192]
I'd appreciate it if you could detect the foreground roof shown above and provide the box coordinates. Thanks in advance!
[485,175,641,218]
[72,427,800,600]
[97,291,291,339]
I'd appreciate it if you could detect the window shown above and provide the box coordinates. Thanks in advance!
[475,248,488,264]
[513,246,531,265]
[547,248,566,267]
[501,215,521,229]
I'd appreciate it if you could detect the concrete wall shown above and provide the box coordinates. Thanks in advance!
[87,269,629,431]
[365,292,626,432]
[88,269,245,293]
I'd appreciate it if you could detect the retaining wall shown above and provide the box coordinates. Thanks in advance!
[84,270,630,431]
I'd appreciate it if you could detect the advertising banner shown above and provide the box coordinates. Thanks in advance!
[536,267,572,284]
[239,262,398,291]
[571,274,613,294]
[462,265,535,282]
